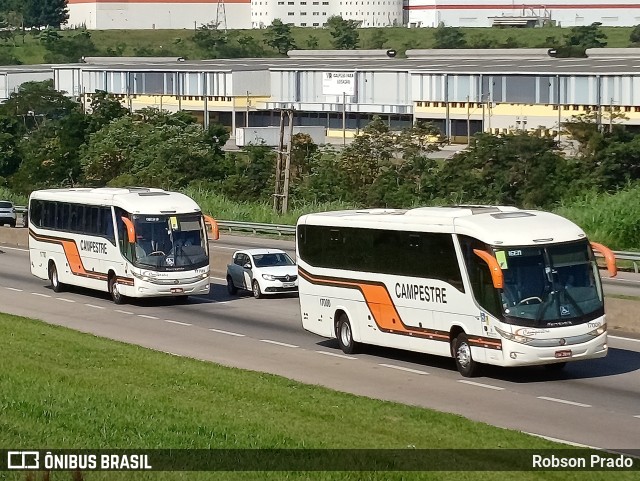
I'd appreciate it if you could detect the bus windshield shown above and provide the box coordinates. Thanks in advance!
[496,240,604,326]
[133,214,208,270]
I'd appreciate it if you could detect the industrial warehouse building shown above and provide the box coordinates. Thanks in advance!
[27,49,639,144]
[66,0,640,29]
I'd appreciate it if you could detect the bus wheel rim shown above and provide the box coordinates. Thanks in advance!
[341,322,351,347]
[457,342,471,368]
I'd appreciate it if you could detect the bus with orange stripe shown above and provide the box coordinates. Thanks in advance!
[28,187,219,304]
[296,206,616,376]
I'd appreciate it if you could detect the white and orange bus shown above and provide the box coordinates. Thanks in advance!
[28,187,218,304]
[296,206,616,376]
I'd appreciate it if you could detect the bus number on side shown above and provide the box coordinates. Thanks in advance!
[320,298,331,307]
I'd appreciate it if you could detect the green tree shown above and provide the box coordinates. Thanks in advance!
[39,28,98,63]
[11,109,88,193]
[0,113,22,177]
[339,116,396,204]
[366,28,387,49]
[630,24,640,45]
[86,90,129,133]
[305,35,319,49]
[433,23,467,49]
[265,19,297,55]
[326,16,359,50]
[23,0,68,29]
[436,132,571,208]
[0,80,78,131]
[193,22,232,58]
[565,22,607,49]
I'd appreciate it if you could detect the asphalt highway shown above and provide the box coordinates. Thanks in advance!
[1,237,639,454]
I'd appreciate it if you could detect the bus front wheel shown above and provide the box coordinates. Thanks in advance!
[109,276,124,305]
[336,314,359,355]
[49,263,64,293]
[453,333,479,377]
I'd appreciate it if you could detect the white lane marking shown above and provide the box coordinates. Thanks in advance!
[5,287,23,292]
[634,415,640,419]
[458,380,504,391]
[609,335,640,343]
[115,309,134,315]
[161,351,183,357]
[56,298,75,303]
[316,351,357,360]
[379,363,429,375]
[210,246,239,251]
[164,319,192,326]
[138,314,158,320]
[31,292,51,298]
[210,276,226,282]
[209,328,245,337]
[525,432,597,449]
[85,304,105,309]
[537,396,591,408]
[0,245,28,252]
[260,339,299,348]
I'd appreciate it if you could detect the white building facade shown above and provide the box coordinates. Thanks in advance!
[251,0,403,28]
[406,0,640,28]
[66,0,251,30]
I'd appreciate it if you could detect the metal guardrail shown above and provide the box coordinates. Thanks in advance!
[218,220,296,236]
[12,205,639,271]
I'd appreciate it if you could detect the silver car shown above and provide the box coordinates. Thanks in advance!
[0,201,16,228]
[226,248,298,299]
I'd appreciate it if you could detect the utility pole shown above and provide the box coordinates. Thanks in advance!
[282,109,294,215]
[342,92,346,147]
[273,110,285,213]
[466,95,471,145]
[246,91,250,127]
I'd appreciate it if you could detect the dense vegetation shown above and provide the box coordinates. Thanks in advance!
[1,80,640,250]
[0,13,640,65]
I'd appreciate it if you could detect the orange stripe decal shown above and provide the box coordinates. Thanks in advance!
[29,230,134,284]
[299,267,502,350]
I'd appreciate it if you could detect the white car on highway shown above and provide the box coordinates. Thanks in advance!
[226,248,298,298]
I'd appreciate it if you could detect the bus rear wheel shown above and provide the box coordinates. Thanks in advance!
[336,314,359,355]
[49,263,64,293]
[109,276,125,305]
[453,333,479,377]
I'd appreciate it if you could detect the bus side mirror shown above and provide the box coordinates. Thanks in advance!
[121,216,136,244]
[590,242,617,278]
[203,214,219,241]
[473,249,504,289]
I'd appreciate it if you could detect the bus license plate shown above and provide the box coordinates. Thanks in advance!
[171,288,184,294]
[282,282,295,288]
[555,349,572,359]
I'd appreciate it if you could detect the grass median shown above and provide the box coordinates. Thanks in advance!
[0,312,635,480]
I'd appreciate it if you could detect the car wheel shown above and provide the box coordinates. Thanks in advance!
[49,263,64,293]
[227,276,238,295]
[252,280,263,299]
[9,221,15,228]
[336,313,359,354]
[452,333,479,377]
[109,276,125,304]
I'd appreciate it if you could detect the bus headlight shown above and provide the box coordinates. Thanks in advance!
[131,271,150,282]
[262,274,276,281]
[495,326,534,345]
[587,324,607,337]
[200,272,209,279]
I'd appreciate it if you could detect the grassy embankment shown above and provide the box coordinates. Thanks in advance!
[3,26,637,65]
[0,312,633,481]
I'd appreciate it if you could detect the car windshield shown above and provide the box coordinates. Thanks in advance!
[496,240,604,326]
[133,214,208,270]
[252,252,295,268]
[0,201,12,208]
